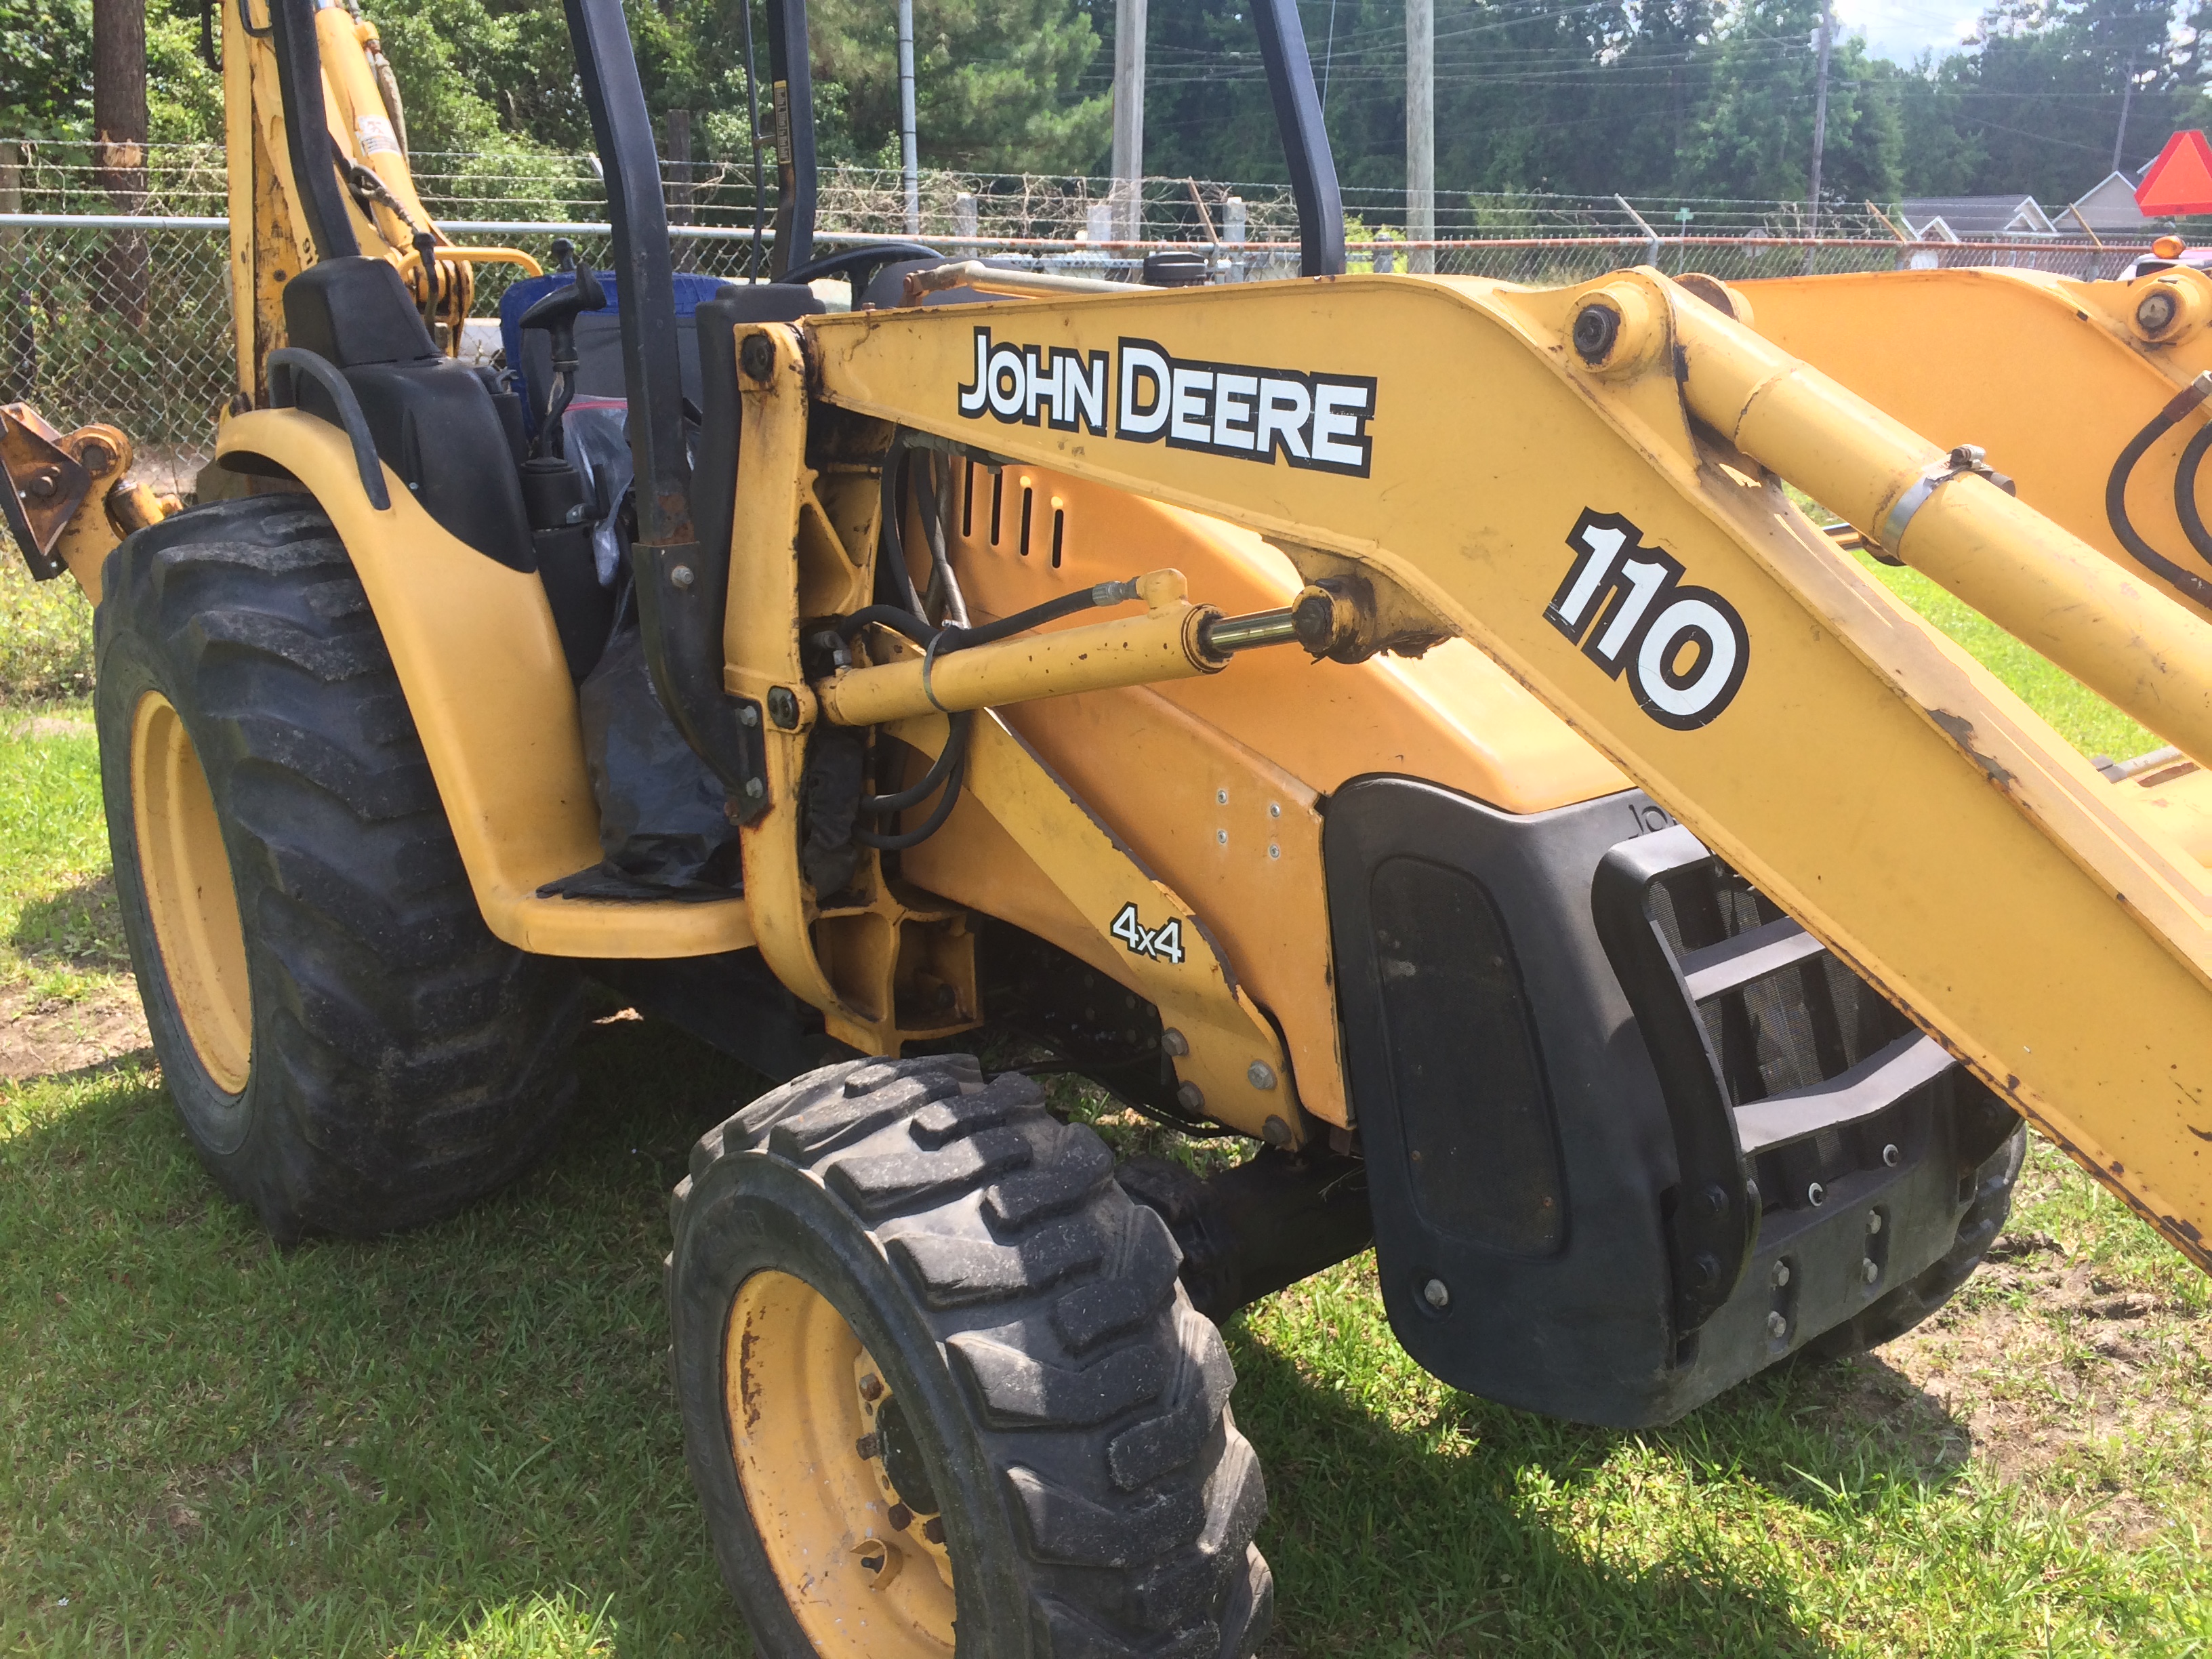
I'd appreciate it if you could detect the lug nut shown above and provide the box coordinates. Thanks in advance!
[1866,1211,1883,1235]
[1767,1311,1788,1340]
[1422,1277,1451,1310]
[1862,1258,1881,1284]
[1771,1260,1790,1289]
[1572,301,1622,363]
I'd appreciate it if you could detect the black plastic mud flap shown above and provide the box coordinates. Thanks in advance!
[1328,775,2009,1428]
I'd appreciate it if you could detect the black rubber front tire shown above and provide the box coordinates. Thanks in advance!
[1806,1123,2030,1360]
[96,493,581,1241]
[670,1055,1273,1658]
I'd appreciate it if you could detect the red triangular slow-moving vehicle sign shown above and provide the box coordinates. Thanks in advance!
[2137,130,2212,216]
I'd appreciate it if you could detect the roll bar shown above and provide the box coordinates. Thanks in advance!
[758,0,1347,279]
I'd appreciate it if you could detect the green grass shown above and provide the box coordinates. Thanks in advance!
[3,558,2211,1654]
[1851,552,2161,763]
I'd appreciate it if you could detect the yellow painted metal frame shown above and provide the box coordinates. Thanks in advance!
[798,269,2212,1268]
[723,325,1300,1136]
[216,407,754,958]
[1734,264,2212,619]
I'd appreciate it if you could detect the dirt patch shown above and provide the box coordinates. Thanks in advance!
[0,977,150,1078]
[13,714,91,741]
[1830,1241,2212,1546]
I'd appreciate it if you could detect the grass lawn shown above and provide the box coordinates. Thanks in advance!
[3,553,2211,1656]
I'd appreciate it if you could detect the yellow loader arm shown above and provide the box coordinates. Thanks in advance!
[1730,262,2212,621]
[712,266,2212,1275]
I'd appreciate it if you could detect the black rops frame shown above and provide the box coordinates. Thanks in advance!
[754,0,1347,280]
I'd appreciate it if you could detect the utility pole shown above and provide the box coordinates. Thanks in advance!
[1111,0,1147,246]
[1806,0,1833,248]
[1407,0,1434,274]
[898,0,919,234]
[2114,45,2138,175]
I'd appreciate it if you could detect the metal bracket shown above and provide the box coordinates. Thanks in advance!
[1874,444,2017,562]
[0,405,95,577]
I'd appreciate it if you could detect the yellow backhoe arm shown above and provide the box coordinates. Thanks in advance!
[718,268,2212,1273]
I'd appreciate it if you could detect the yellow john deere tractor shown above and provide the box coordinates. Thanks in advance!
[14,0,2212,1651]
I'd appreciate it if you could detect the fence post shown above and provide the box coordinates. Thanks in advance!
[1225,194,1246,284]
[0,143,26,402]
[956,191,978,247]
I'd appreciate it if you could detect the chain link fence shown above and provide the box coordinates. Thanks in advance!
[0,141,2160,497]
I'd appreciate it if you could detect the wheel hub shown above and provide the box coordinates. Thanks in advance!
[724,1269,956,1656]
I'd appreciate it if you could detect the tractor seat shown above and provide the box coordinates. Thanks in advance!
[275,256,535,572]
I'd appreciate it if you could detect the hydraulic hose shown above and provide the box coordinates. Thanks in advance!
[2176,419,2212,570]
[2105,372,2212,611]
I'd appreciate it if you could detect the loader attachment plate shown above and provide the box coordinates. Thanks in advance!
[0,405,93,578]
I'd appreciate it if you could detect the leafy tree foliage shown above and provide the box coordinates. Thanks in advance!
[2,0,2207,208]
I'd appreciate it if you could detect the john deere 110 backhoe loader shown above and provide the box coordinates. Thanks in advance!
[16,0,2212,1650]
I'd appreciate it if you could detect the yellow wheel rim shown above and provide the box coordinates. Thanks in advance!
[725,1270,958,1657]
[130,692,252,1094]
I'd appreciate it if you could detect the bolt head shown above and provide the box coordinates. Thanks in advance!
[1866,1211,1883,1235]
[77,441,113,474]
[1160,1027,1189,1057]
[1881,1142,1901,1167]
[1806,1181,1827,1208]
[857,1372,885,1404]
[1572,300,1622,364]
[1767,1311,1789,1340]
[739,333,777,382]
[1422,1277,1451,1311]
[767,687,800,729]
[739,704,760,728]
[1260,1113,1292,1148]
[744,777,766,799]
[1175,1080,1206,1114]
[2139,288,2181,334]
[1862,1257,1881,1284]
[22,467,58,498]
[1771,1259,1790,1289]
[1248,1060,1278,1091]
[670,564,696,590]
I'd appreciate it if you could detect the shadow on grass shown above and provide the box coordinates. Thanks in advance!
[9,872,128,970]
[0,1014,770,1657]
[1,1010,1978,1659]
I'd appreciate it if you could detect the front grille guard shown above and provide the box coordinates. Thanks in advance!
[1594,823,1959,1336]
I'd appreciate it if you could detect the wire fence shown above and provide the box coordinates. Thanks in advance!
[0,140,2162,497]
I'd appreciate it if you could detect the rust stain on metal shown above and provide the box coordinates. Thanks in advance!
[1928,709,2018,786]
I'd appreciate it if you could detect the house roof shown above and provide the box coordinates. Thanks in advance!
[1900,194,2059,238]
[2070,168,2152,230]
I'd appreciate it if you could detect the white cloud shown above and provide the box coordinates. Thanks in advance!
[1830,0,1980,64]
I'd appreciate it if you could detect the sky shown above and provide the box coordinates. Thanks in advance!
[1834,0,1982,64]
